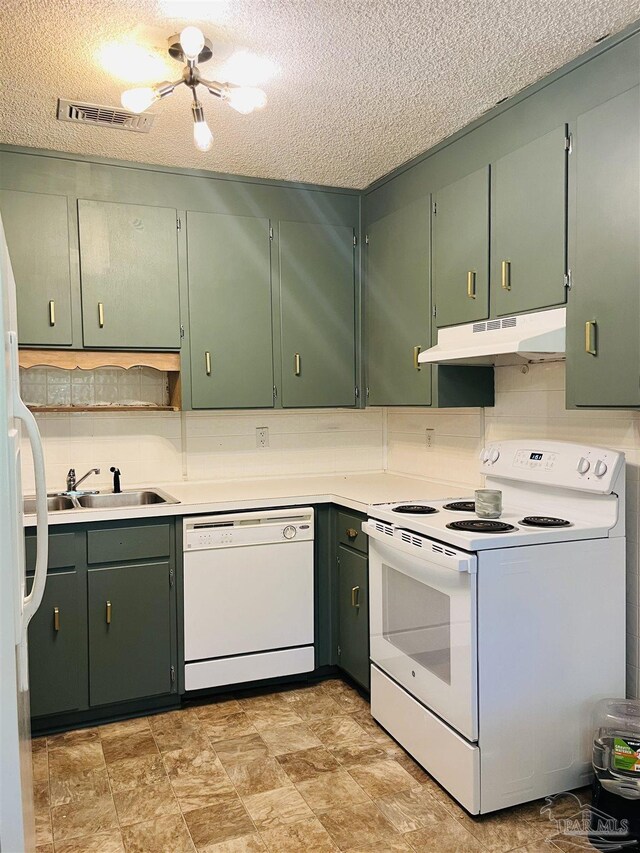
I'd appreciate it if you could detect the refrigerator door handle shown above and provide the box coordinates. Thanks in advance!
[9,331,48,629]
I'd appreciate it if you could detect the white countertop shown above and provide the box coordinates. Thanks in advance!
[23,472,463,527]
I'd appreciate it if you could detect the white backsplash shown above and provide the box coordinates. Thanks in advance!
[21,359,639,697]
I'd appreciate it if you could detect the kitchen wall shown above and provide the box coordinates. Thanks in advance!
[387,360,640,699]
[22,360,639,697]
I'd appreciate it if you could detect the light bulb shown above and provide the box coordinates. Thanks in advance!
[193,119,213,151]
[180,26,205,61]
[121,87,158,113]
[225,86,267,115]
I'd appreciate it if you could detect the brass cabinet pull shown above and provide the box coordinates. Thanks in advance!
[346,527,358,540]
[106,600,112,625]
[98,302,105,328]
[294,353,301,376]
[351,586,360,608]
[467,271,476,299]
[205,351,212,375]
[48,300,56,327]
[501,260,511,291]
[53,607,60,632]
[585,320,597,356]
[413,345,421,371]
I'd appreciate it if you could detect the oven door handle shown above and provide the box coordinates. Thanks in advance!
[363,521,477,574]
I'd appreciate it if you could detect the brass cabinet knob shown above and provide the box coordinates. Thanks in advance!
[346,527,358,539]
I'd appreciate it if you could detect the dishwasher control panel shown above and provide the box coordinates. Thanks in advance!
[184,507,314,550]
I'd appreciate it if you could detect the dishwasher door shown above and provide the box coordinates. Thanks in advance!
[184,539,314,659]
[183,508,315,690]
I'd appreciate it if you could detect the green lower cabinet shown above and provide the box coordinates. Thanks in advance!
[28,570,86,718]
[566,86,640,407]
[88,561,174,707]
[337,543,370,690]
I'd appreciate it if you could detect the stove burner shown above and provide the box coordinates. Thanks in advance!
[443,501,476,512]
[446,520,516,534]
[393,504,438,515]
[520,516,572,528]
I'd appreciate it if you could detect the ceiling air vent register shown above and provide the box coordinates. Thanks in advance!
[56,99,155,133]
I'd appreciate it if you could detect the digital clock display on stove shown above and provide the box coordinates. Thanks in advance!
[530,453,543,461]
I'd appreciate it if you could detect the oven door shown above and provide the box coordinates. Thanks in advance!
[365,521,478,741]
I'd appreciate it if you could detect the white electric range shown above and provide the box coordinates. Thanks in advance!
[364,439,626,815]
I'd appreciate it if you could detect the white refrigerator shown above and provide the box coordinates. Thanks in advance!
[0,213,49,852]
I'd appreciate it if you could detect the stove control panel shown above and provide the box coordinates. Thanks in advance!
[480,440,624,493]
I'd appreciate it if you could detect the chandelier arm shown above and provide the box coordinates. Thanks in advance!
[156,78,185,99]
[199,77,228,99]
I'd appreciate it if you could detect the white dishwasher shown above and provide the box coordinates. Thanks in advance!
[183,507,315,691]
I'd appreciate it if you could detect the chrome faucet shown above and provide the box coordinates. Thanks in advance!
[66,467,100,493]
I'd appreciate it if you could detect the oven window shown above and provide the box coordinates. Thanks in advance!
[382,563,451,684]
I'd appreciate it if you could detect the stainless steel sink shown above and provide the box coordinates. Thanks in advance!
[23,495,76,514]
[76,489,179,508]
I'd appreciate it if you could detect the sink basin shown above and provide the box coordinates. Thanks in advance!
[23,495,76,514]
[76,489,179,508]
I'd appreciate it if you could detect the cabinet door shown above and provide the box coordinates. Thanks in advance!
[491,126,568,317]
[187,211,274,408]
[78,200,180,349]
[28,571,85,717]
[566,87,640,407]
[337,545,369,690]
[0,190,73,346]
[88,562,173,706]
[366,198,432,405]
[433,167,490,328]
[279,221,356,407]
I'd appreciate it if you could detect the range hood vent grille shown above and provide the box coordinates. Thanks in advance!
[57,99,155,133]
[473,316,519,333]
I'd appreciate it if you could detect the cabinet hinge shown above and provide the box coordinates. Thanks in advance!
[269,226,274,240]
[364,234,369,245]
[273,384,278,400]
[353,234,358,247]
[366,386,370,399]
[355,385,359,399]
[564,134,573,153]
[337,645,341,657]
[176,217,182,231]
[169,567,175,587]
[432,201,437,215]
[170,665,176,684]
[432,305,437,317]
[564,269,572,290]
[179,324,185,340]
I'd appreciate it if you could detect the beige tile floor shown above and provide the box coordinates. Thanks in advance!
[31,678,590,853]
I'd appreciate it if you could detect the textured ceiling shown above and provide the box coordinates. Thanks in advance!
[1,0,639,188]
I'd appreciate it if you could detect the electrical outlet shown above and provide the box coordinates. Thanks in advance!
[425,428,435,449]
[256,426,269,448]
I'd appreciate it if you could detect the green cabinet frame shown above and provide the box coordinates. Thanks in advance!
[335,510,370,690]
[0,189,73,346]
[187,211,274,409]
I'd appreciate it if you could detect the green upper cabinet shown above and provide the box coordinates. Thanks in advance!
[78,199,181,349]
[88,561,174,707]
[566,87,640,408]
[433,167,490,328]
[279,221,356,407]
[365,197,432,406]
[187,211,274,409]
[0,190,73,346]
[491,125,568,317]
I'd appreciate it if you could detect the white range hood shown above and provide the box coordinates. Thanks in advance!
[419,307,566,365]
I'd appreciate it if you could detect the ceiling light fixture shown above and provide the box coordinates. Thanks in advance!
[120,27,268,152]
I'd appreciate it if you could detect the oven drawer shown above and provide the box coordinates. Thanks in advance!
[371,665,480,814]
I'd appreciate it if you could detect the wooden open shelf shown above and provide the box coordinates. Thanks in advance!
[19,350,182,412]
